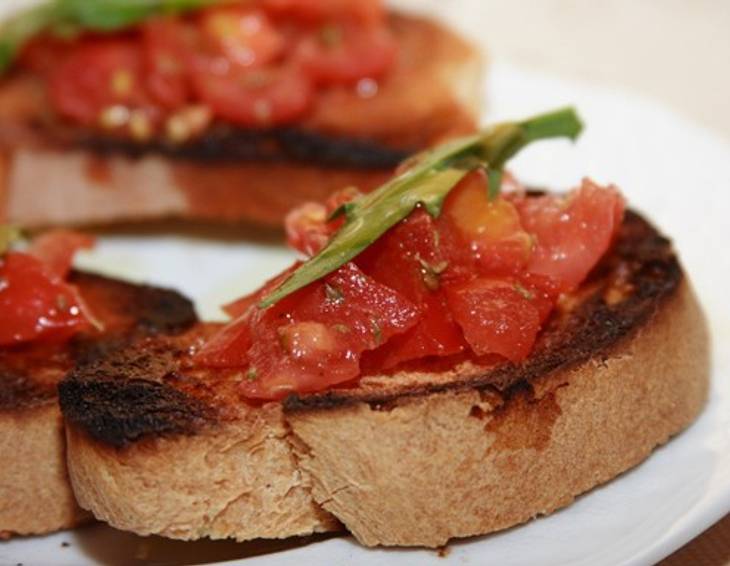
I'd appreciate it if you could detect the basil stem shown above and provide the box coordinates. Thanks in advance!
[260,107,583,308]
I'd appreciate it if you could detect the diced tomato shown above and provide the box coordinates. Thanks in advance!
[142,18,195,109]
[445,278,541,363]
[197,262,419,399]
[199,7,285,69]
[222,262,301,319]
[19,36,75,76]
[285,187,361,256]
[357,209,466,368]
[0,253,92,346]
[262,0,386,25]
[516,179,625,292]
[440,171,533,277]
[293,22,397,85]
[49,38,147,126]
[27,230,95,280]
[190,60,313,126]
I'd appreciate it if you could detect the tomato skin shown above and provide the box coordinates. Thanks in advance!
[0,253,91,346]
[142,18,195,109]
[197,262,419,400]
[49,39,147,126]
[294,22,397,85]
[357,208,466,368]
[190,60,313,127]
[440,171,533,278]
[199,8,285,69]
[516,179,625,292]
[445,278,541,363]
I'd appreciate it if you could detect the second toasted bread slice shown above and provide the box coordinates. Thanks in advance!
[0,272,197,537]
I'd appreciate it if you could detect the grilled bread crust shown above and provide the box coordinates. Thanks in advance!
[0,273,197,537]
[59,211,710,546]
[0,14,482,229]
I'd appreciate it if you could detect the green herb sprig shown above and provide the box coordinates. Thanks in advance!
[0,0,222,74]
[260,107,583,308]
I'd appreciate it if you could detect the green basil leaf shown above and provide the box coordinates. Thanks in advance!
[260,107,583,308]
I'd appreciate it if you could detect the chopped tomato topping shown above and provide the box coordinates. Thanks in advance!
[142,18,195,110]
[0,256,88,347]
[515,179,625,292]
[49,39,148,126]
[197,262,419,399]
[294,22,397,85]
[444,278,541,363]
[357,209,466,368]
[190,61,313,127]
[285,186,361,256]
[199,8,285,69]
[440,171,533,277]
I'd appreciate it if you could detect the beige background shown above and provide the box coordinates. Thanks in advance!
[398,0,730,141]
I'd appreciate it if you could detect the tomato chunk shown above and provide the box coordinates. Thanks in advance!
[190,60,313,126]
[440,171,534,278]
[445,278,541,363]
[357,208,466,368]
[199,8,285,69]
[49,39,147,126]
[294,22,397,85]
[142,18,195,109]
[197,262,419,399]
[516,179,625,292]
[0,253,91,346]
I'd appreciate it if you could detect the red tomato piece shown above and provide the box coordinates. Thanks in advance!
[294,22,397,84]
[19,36,75,75]
[516,179,625,292]
[262,0,386,25]
[197,262,419,399]
[445,278,541,363]
[440,171,534,277]
[285,187,362,256]
[357,209,466,368]
[49,38,147,126]
[27,230,95,280]
[0,253,92,346]
[190,60,313,126]
[142,18,196,109]
[199,8,285,69]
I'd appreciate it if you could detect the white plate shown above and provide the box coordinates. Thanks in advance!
[1,62,729,566]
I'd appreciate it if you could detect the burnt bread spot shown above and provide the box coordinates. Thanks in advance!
[59,343,212,448]
[283,210,683,412]
[0,273,198,414]
[72,126,411,170]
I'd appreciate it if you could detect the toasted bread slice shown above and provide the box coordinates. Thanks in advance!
[0,13,481,229]
[0,272,197,537]
[58,210,710,547]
